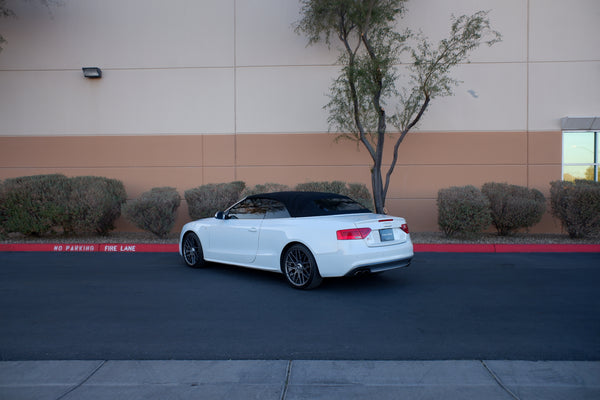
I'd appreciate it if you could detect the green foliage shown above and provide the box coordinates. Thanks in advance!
[64,176,127,235]
[0,174,126,236]
[0,174,71,235]
[437,185,491,237]
[296,0,501,214]
[481,182,546,236]
[295,181,373,210]
[402,12,501,128]
[123,187,181,238]
[0,182,3,238]
[550,180,600,238]
[185,181,246,219]
[295,0,407,47]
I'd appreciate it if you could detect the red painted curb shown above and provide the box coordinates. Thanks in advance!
[414,244,600,253]
[0,243,179,253]
[1,243,599,253]
[494,244,600,253]
[413,244,496,253]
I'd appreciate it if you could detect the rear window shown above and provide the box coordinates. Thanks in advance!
[247,192,372,217]
[312,198,370,214]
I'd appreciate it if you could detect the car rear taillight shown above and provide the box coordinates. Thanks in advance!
[400,224,409,234]
[336,228,372,240]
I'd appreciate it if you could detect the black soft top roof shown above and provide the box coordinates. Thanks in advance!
[245,191,371,218]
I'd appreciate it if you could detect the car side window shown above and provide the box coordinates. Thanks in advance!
[263,199,291,219]
[227,199,266,220]
[227,198,291,220]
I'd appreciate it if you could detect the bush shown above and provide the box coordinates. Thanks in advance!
[243,183,290,196]
[0,174,71,235]
[123,187,181,237]
[481,182,546,236]
[295,180,347,194]
[64,176,127,235]
[0,174,126,236]
[437,185,491,237]
[550,180,600,238]
[185,181,246,219]
[0,181,3,238]
[295,181,373,210]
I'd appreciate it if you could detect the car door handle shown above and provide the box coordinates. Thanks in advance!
[248,227,258,232]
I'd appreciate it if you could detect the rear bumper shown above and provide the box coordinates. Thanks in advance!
[345,256,413,276]
[314,238,414,277]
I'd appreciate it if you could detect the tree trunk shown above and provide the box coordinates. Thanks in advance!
[371,166,385,214]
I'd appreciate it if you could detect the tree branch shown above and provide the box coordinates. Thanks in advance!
[338,24,377,161]
[383,94,430,199]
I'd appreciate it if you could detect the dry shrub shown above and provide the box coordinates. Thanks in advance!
[65,176,127,235]
[0,174,126,236]
[295,181,373,210]
[123,187,181,237]
[437,185,491,237]
[185,181,246,219]
[550,180,600,238]
[481,182,546,236]
[243,183,290,196]
[0,174,70,235]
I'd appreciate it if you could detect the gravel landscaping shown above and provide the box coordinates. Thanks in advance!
[412,231,599,244]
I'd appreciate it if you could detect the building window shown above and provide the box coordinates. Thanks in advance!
[562,131,599,181]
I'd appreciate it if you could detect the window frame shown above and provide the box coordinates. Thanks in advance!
[562,130,599,182]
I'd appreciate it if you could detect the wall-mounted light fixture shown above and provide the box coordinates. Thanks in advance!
[82,67,102,78]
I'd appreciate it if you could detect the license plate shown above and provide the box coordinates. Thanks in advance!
[379,228,394,242]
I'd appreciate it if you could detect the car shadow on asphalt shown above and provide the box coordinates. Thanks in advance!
[193,261,408,292]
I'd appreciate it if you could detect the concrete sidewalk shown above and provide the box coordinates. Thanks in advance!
[1,360,598,400]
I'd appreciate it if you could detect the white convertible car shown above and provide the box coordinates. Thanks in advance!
[179,191,413,289]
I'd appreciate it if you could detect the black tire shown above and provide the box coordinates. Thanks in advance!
[182,232,206,268]
[282,244,323,290]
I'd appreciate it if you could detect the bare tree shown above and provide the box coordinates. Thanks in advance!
[0,0,16,52]
[296,0,501,213]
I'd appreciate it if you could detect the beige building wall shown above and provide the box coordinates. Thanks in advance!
[0,131,563,232]
[1,0,599,233]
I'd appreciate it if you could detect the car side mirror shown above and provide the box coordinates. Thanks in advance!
[215,211,225,220]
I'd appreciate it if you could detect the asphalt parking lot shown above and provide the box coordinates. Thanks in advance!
[1,251,598,360]
[1,251,599,399]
